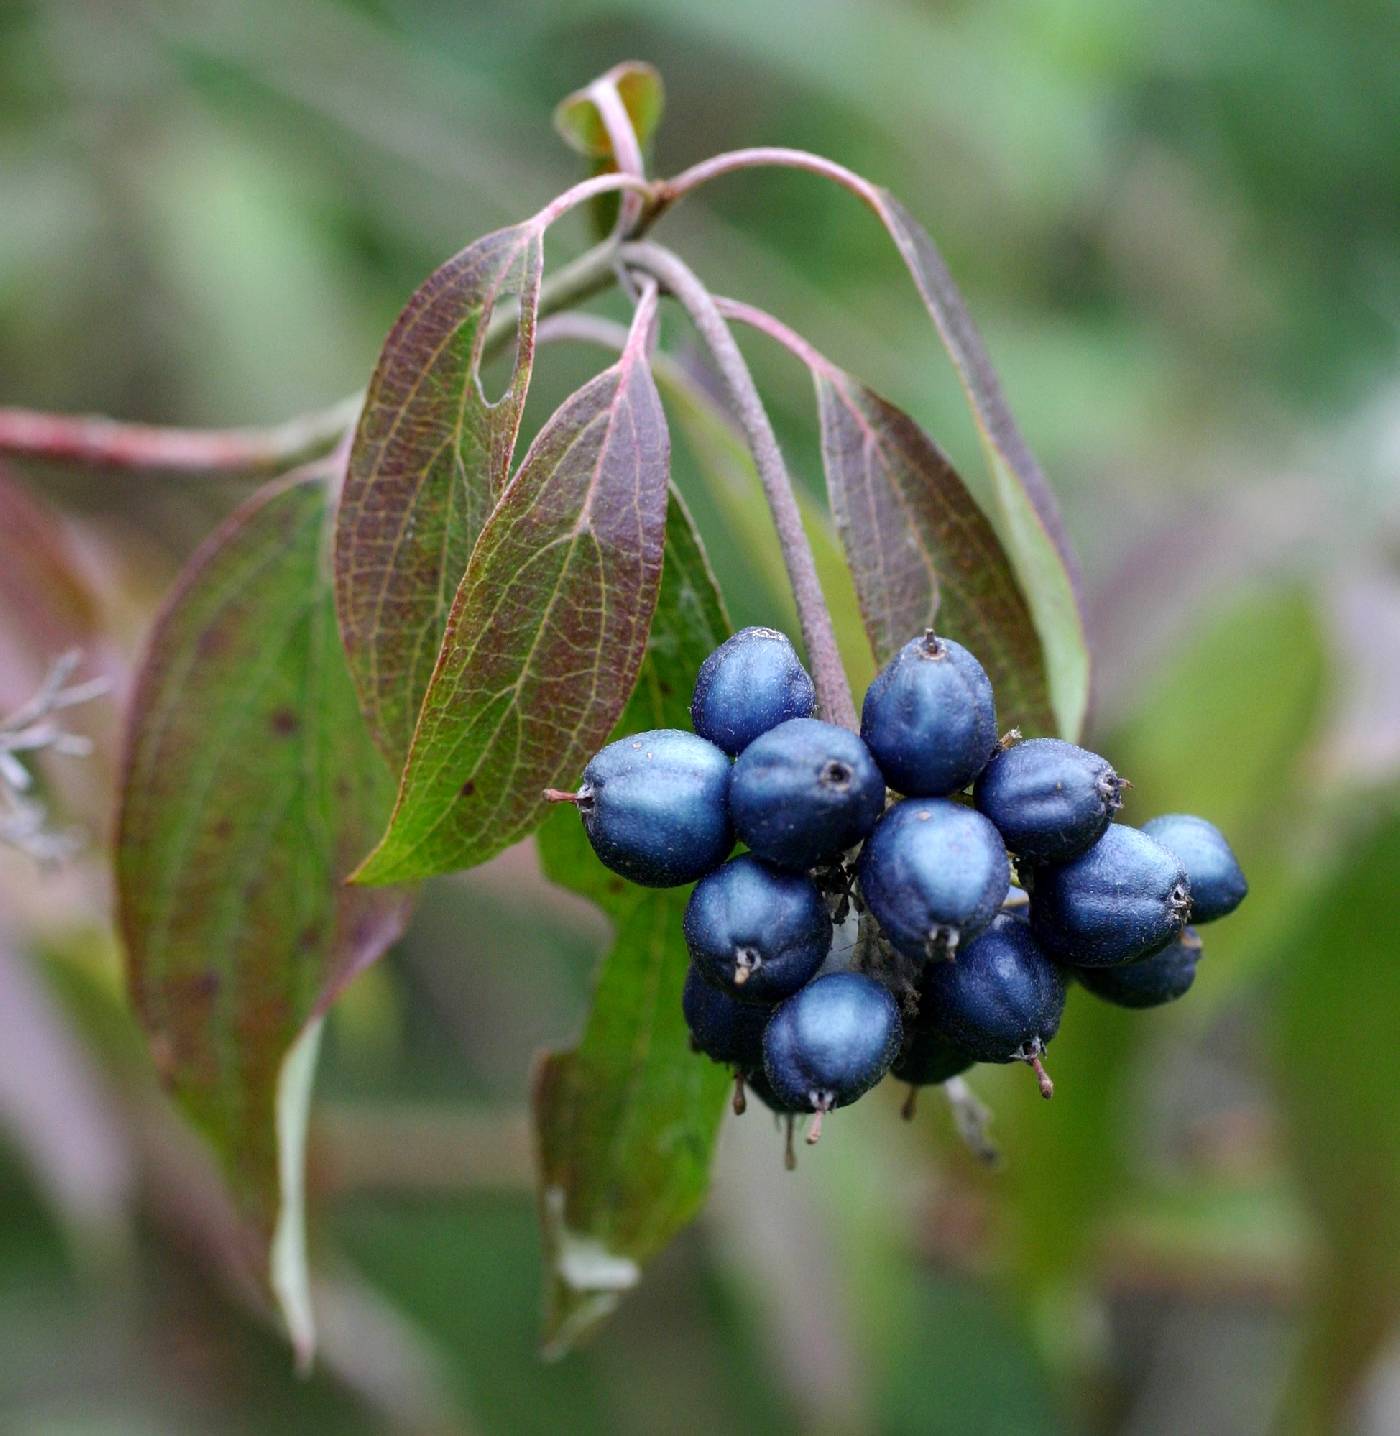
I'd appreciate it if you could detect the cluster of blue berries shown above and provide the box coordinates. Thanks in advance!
[550,627,1247,1166]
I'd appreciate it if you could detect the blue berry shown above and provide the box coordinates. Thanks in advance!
[1142,814,1247,923]
[683,855,832,1002]
[762,972,903,1137]
[682,964,772,1069]
[918,910,1065,1096]
[563,729,732,887]
[1075,929,1202,1009]
[1027,823,1190,967]
[857,798,1010,960]
[892,1029,973,1088]
[859,632,998,796]
[691,626,816,755]
[728,718,886,871]
[974,737,1125,862]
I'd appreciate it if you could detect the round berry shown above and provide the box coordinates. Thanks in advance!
[1027,823,1190,967]
[729,718,886,871]
[859,632,998,796]
[974,737,1125,862]
[691,626,816,755]
[919,911,1065,1093]
[566,729,732,887]
[682,965,772,1068]
[1141,814,1247,923]
[857,799,1010,960]
[683,855,832,1002]
[1075,929,1202,1009]
[763,971,903,1118]
[892,1028,974,1088]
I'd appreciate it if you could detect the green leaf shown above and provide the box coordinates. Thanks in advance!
[354,304,671,885]
[335,223,543,765]
[553,62,665,160]
[118,469,412,1358]
[532,491,732,1354]
[869,190,1089,739]
[813,366,1056,735]
[1272,803,1400,1432]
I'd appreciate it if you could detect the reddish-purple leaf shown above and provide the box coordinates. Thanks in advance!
[119,468,412,1238]
[335,223,543,765]
[815,367,1056,735]
[354,299,670,885]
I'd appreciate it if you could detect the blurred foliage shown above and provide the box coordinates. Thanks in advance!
[0,1,1397,1433]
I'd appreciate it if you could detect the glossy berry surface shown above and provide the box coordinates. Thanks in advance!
[1076,929,1202,1009]
[893,1028,974,1087]
[729,718,886,871]
[975,737,1124,863]
[1142,814,1247,923]
[683,855,832,1002]
[577,729,732,887]
[857,798,1010,960]
[682,965,772,1068]
[691,626,816,755]
[1028,823,1190,967]
[918,911,1065,1064]
[859,632,998,796]
[762,971,903,1112]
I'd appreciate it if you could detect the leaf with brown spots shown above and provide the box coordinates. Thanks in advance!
[814,367,1057,736]
[118,465,412,1362]
[353,292,670,885]
[533,490,732,1353]
[335,222,543,766]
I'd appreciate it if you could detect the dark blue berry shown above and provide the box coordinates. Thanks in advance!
[567,729,732,887]
[1142,814,1247,923]
[918,911,1065,1095]
[974,737,1124,862]
[728,718,886,871]
[741,1066,804,1114]
[893,1029,974,1088]
[857,798,1010,960]
[1027,823,1190,967]
[859,632,998,796]
[1075,928,1202,1009]
[691,626,816,755]
[683,855,832,1002]
[682,964,772,1068]
[762,972,903,1132]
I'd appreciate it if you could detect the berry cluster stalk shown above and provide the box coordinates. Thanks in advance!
[619,240,858,732]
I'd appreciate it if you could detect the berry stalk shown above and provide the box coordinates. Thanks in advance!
[619,240,858,731]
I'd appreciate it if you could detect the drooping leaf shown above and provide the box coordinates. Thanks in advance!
[814,366,1055,735]
[533,491,732,1354]
[553,62,665,160]
[867,188,1090,739]
[119,468,412,1359]
[354,301,670,885]
[335,223,543,765]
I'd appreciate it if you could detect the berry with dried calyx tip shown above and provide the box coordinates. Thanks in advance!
[762,971,903,1141]
[728,718,886,872]
[859,631,998,797]
[691,626,816,755]
[1142,814,1247,923]
[1075,928,1203,1009]
[1027,823,1190,967]
[549,728,732,887]
[917,910,1065,1098]
[682,964,772,1070]
[974,736,1126,863]
[683,854,832,1003]
[893,1029,974,1119]
[857,798,1010,962]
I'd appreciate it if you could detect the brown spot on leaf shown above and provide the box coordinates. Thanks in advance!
[460,780,476,797]
[270,707,299,736]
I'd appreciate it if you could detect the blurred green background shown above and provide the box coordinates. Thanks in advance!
[1,1,1398,1432]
